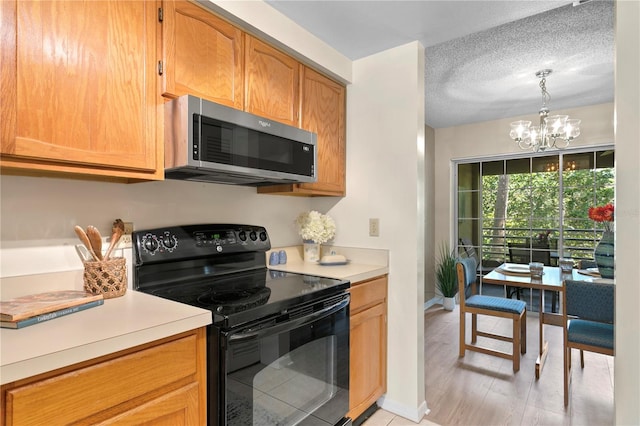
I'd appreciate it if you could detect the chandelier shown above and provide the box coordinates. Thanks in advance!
[509,69,581,152]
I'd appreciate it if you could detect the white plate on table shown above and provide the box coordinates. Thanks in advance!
[501,264,530,274]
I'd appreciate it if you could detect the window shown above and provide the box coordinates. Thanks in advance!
[456,148,615,288]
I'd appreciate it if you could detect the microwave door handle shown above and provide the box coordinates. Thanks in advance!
[228,295,349,342]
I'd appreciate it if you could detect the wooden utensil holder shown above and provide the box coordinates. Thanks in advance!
[83,257,127,299]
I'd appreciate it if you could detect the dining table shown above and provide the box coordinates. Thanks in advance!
[482,263,606,379]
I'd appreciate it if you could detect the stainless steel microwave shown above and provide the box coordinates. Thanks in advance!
[164,95,317,186]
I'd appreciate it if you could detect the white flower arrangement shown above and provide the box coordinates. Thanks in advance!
[295,211,336,244]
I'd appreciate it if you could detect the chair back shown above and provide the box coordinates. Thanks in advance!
[578,259,597,270]
[564,279,615,324]
[456,257,477,302]
[459,238,479,262]
[508,242,551,265]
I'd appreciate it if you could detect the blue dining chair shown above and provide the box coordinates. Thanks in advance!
[457,257,527,372]
[563,279,615,406]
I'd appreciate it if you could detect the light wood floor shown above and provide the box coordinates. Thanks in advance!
[364,304,614,426]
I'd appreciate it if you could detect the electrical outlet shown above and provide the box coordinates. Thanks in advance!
[118,222,134,248]
[119,234,132,247]
[123,222,134,234]
[369,218,380,237]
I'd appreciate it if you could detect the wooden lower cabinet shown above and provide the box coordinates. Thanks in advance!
[348,275,387,421]
[0,328,207,426]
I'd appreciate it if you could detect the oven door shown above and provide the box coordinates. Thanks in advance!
[221,294,350,426]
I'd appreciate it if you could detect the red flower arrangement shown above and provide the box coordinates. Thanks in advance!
[588,203,614,232]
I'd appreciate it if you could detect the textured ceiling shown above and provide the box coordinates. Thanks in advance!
[266,0,614,128]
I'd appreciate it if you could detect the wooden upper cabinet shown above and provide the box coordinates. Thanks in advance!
[0,0,161,180]
[245,35,300,127]
[258,66,346,196]
[160,0,244,109]
[298,67,346,195]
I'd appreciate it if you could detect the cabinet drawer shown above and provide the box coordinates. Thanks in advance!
[350,276,387,314]
[6,334,198,425]
[94,382,200,425]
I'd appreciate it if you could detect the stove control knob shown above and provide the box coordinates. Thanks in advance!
[259,231,267,241]
[142,235,159,253]
[216,245,223,253]
[238,231,247,241]
[162,234,177,250]
[249,231,257,241]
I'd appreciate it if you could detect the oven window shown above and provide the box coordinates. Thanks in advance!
[225,306,349,425]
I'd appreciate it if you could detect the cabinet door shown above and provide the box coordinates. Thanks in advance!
[298,67,346,195]
[245,35,300,126]
[257,67,346,196]
[160,0,244,109]
[95,383,200,425]
[1,0,159,178]
[348,302,387,420]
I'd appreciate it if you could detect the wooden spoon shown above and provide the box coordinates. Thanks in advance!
[74,226,99,261]
[86,226,103,261]
[104,227,123,261]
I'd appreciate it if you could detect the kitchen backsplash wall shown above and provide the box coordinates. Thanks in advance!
[0,175,312,277]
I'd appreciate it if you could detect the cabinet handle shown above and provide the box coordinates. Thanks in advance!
[158,61,163,76]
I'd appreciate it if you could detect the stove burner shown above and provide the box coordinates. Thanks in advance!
[197,287,272,314]
[151,284,214,299]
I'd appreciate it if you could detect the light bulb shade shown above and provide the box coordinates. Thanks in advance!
[510,120,531,141]
[565,119,581,139]
[529,125,540,143]
[545,115,568,136]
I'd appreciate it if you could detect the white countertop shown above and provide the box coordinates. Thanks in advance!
[266,245,389,283]
[0,272,211,385]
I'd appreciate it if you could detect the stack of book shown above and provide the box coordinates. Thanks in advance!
[0,290,104,329]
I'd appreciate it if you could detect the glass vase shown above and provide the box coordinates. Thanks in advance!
[303,240,321,263]
[594,230,615,279]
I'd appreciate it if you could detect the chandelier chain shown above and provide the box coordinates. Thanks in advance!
[539,77,551,110]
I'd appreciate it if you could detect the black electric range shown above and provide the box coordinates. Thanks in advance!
[132,224,352,426]
[132,224,349,328]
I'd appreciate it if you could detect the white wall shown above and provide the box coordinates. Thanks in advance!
[424,125,436,304]
[613,0,640,422]
[314,41,428,421]
[0,176,311,276]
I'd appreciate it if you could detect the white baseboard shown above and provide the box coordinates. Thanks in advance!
[424,296,441,311]
[377,395,430,423]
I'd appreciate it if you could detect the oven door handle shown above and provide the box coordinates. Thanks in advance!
[229,294,349,342]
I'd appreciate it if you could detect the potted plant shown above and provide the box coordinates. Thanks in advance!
[436,243,458,311]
